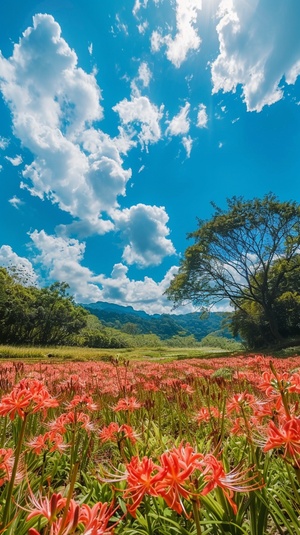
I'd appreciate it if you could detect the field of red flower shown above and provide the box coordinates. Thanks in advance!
[0,354,299,534]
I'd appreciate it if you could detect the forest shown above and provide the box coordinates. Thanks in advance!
[0,266,239,350]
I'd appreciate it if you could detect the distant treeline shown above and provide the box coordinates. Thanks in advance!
[0,267,240,349]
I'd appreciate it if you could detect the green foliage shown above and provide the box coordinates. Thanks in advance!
[231,255,300,348]
[199,334,242,351]
[84,303,231,342]
[0,268,87,346]
[167,194,300,348]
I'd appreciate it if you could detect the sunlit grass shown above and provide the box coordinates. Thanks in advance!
[0,344,239,362]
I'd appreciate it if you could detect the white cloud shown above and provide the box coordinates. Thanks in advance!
[9,195,24,209]
[197,103,208,128]
[151,0,202,68]
[29,229,103,302]
[5,154,23,166]
[211,0,300,112]
[133,0,149,17]
[0,245,38,285]
[0,14,132,234]
[130,62,152,97]
[113,204,176,267]
[115,14,129,36]
[28,229,188,313]
[166,102,190,136]
[138,62,152,87]
[88,43,93,55]
[97,263,187,314]
[182,135,193,158]
[113,96,164,148]
[137,21,149,34]
[0,136,9,150]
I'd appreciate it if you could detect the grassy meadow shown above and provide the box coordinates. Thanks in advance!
[0,344,240,362]
[0,347,299,533]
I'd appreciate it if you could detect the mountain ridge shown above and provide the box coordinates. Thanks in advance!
[82,301,233,341]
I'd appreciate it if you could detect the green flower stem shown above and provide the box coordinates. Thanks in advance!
[192,499,202,535]
[57,461,79,535]
[1,413,28,530]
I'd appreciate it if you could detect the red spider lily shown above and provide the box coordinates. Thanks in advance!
[59,374,86,393]
[27,492,66,522]
[49,411,94,433]
[0,389,34,420]
[48,414,69,434]
[258,370,290,398]
[27,494,80,534]
[0,379,58,420]
[27,431,68,455]
[120,424,138,443]
[288,372,300,394]
[0,448,14,486]
[123,456,165,517]
[113,396,142,412]
[155,443,203,514]
[180,383,195,395]
[226,392,257,414]
[99,423,138,444]
[65,394,99,411]
[99,422,119,443]
[78,501,117,534]
[196,406,220,423]
[263,417,300,466]
[200,454,264,515]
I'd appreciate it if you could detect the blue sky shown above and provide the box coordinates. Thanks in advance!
[0,0,300,314]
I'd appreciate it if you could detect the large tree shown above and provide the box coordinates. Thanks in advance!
[166,194,300,345]
[231,255,300,348]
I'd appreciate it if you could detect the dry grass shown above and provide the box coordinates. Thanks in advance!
[0,344,235,362]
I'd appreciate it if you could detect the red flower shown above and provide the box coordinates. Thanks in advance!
[113,397,142,412]
[124,456,165,517]
[27,492,66,522]
[79,501,116,534]
[263,417,300,465]
[155,443,202,514]
[27,431,67,455]
[200,454,264,515]
[0,379,58,420]
[0,448,14,486]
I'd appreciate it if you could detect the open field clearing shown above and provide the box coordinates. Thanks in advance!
[0,345,241,362]
[0,354,299,534]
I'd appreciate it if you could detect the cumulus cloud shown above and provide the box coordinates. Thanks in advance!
[0,14,131,234]
[130,62,152,97]
[151,0,202,68]
[138,62,152,88]
[0,137,9,150]
[9,195,24,209]
[133,0,149,18]
[137,21,149,34]
[0,245,38,285]
[113,204,176,267]
[97,263,186,314]
[197,103,208,128]
[29,229,103,302]
[182,135,193,158]
[113,96,164,148]
[5,154,23,166]
[28,229,185,313]
[211,0,300,112]
[166,102,190,136]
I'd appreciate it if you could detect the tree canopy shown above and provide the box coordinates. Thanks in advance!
[0,268,88,345]
[166,194,300,347]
